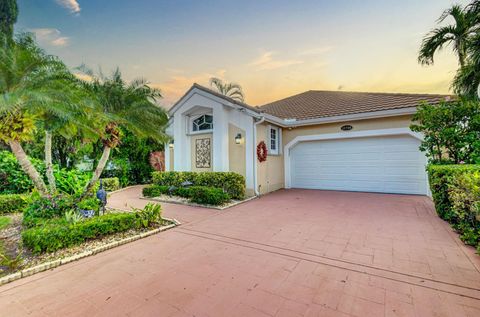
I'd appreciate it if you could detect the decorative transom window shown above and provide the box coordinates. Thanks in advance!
[192,115,213,132]
[269,126,280,155]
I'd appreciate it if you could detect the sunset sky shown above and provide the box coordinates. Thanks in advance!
[17,0,466,108]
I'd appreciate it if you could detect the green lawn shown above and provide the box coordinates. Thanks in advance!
[0,216,11,230]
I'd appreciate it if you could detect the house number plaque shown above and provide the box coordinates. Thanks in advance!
[341,125,353,131]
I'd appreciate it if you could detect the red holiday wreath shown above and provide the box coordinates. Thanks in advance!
[257,141,268,162]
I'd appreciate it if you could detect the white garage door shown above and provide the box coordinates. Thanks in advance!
[290,135,428,195]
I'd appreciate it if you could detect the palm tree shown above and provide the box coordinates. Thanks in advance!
[77,67,169,199]
[419,4,475,67]
[0,33,85,196]
[451,27,480,97]
[209,77,245,102]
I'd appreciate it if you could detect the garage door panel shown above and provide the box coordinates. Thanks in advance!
[290,135,427,195]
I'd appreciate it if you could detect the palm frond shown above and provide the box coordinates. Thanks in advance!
[418,26,457,65]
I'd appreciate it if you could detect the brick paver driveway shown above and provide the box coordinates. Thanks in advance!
[2,188,480,316]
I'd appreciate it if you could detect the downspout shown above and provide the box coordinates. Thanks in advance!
[253,115,265,196]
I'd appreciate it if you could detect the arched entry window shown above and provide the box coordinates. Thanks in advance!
[192,114,213,132]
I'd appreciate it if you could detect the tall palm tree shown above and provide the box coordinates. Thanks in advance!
[78,67,169,199]
[209,77,245,102]
[419,4,475,67]
[0,33,85,196]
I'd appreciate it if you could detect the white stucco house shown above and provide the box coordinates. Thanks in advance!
[165,83,448,197]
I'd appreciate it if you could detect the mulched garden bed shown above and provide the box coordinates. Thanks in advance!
[0,212,175,279]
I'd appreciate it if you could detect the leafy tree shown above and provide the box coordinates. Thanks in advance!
[419,4,475,67]
[410,99,480,164]
[209,77,245,102]
[77,67,169,199]
[105,127,163,185]
[0,34,85,196]
[0,0,18,40]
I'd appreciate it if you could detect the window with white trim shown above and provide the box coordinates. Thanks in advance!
[192,114,213,132]
[269,126,279,155]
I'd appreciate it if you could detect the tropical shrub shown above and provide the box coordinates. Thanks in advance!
[142,184,230,206]
[100,177,120,192]
[0,150,94,195]
[0,194,29,214]
[188,186,230,205]
[152,171,245,199]
[411,99,480,164]
[428,164,480,250]
[428,165,480,220]
[449,171,480,246]
[132,203,162,228]
[0,150,44,194]
[22,205,163,253]
[142,185,169,197]
[22,194,74,228]
[77,197,100,212]
[54,168,91,195]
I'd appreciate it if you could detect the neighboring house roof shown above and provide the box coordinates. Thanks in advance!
[258,90,450,121]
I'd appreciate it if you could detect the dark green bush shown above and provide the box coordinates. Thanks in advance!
[0,194,29,214]
[142,185,169,197]
[152,171,245,199]
[100,177,120,191]
[0,150,44,194]
[428,165,480,221]
[22,204,163,254]
[428,164,480,251]
[143,184,230,205]
[54,168,91,195]
[77,197,100,212]
[448,170,480,247]
[0,150,96,196]
[23,195,74,228]
[189,186,230,205]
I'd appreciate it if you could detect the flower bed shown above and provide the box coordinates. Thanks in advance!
[0,200,174,279]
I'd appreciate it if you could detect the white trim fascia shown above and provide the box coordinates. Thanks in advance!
[264,107,418,128]
[170,87,264,121]
[169,88,233,115]
[283,127,424,189]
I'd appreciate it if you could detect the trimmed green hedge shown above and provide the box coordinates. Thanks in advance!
[428,164,480,251]
[428,165,480,221]
[143,184,230,206]
[100,177,120,192]
[152,171,245,199]
[189,186,230,205]
[0,194,29,214]
[22,204,162,254]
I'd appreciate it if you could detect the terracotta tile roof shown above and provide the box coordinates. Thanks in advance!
[258,90,450,121]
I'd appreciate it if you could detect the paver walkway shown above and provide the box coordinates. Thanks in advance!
[1,187,480,316]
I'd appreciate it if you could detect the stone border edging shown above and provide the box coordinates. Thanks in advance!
[139,195,257,210]
[0,218,180,287]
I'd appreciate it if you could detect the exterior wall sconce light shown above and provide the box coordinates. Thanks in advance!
[235,133,242,145]
[169,140,174,148]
